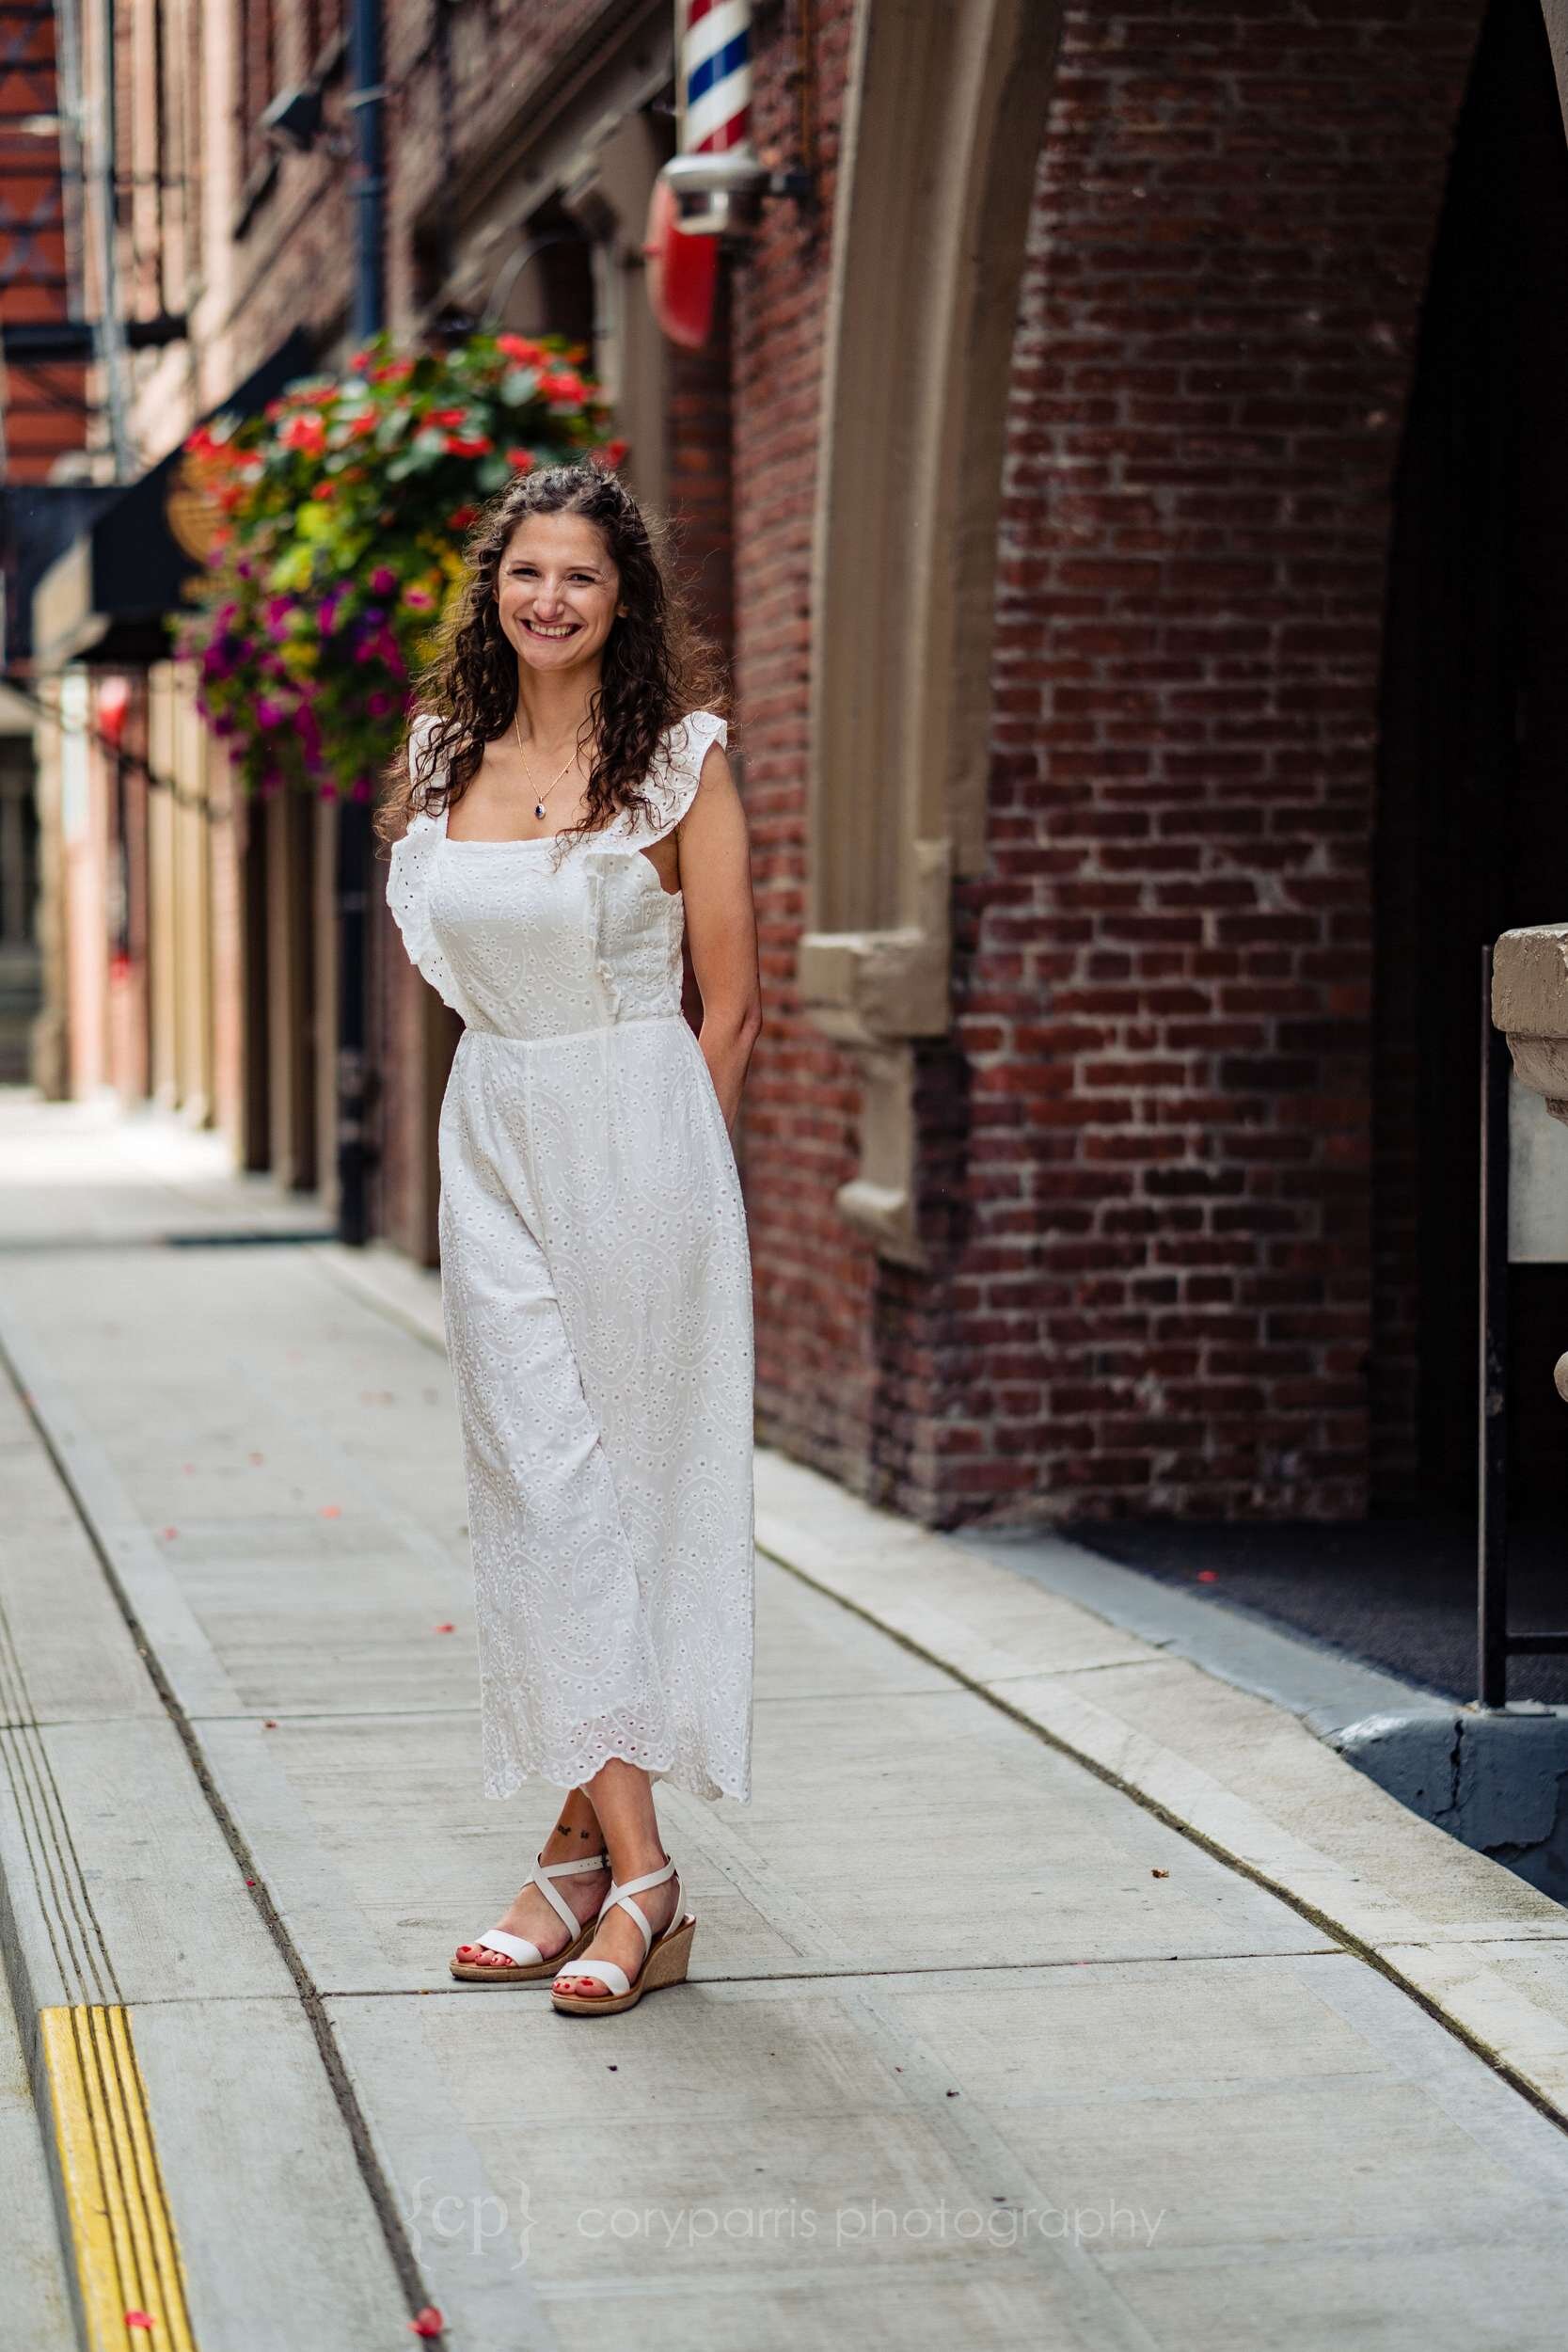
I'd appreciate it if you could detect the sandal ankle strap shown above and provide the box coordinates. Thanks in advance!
[605,1855,675,1901]
[599,1856,678,1959]
[531,1849,610,1940]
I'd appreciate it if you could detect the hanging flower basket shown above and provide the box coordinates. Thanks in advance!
[176,330,626,803]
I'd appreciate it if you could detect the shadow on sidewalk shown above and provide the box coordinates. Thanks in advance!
[1068,1515,1568,1707]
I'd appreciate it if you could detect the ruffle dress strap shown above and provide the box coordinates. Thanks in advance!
[638,709,728,845]
[386,716,466,1017]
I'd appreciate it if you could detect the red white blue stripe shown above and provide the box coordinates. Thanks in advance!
[681,0,752,155]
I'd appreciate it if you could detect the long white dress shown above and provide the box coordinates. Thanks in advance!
[386,709,754,1805]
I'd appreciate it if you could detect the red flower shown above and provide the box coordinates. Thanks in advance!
[311,481,336,501]
[505,448,536,473]
[426,407,467,427]
[447,505,477,530]
[444,433,493,458]
[496,333,545,366]
[280,412,327,456]
[537,369,586,405]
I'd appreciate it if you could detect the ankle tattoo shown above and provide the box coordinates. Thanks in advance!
[551,1818,599,1850]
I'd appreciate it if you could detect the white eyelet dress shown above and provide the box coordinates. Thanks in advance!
[386,709,753,1804]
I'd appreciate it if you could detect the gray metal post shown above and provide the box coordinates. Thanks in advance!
[1478,941,1510,1705]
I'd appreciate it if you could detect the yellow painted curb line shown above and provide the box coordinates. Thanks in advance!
[39,2006,197,2351]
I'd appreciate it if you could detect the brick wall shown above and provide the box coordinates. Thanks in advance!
[737,2,1489,1526]
[220,0,614,369]
[918,2,1484,1522]
[666,274,736,670]
[730,0,885,1492]
[0,6,87,477]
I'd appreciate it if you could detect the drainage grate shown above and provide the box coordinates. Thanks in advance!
[164,1230,339,1248]
[0,1230,339,1254]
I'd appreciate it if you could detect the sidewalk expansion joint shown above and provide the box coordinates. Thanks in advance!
[0,1321,453,2347]
[301,1254,1568,2140]
[754,1534,1568,2146]
[305,1945,1347,2000]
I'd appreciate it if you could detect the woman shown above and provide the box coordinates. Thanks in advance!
[380,462,761,2016]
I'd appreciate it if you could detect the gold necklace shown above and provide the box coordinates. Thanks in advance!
[513,707,580,821]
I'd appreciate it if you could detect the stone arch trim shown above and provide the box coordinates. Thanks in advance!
[796,0,1065,1261]
[1543,1,1568,128]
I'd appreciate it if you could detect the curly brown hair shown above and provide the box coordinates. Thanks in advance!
[374,461,728,865]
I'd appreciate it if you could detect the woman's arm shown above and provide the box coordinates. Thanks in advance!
[677,741,764,1131]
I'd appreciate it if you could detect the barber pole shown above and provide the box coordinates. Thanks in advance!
[654,0,768,259]
[678,0,754,157]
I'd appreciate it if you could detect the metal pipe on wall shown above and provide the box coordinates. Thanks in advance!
[335,0,385,1246]
[92,0,133,475]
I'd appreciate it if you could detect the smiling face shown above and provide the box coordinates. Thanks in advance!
[495,510,626,676]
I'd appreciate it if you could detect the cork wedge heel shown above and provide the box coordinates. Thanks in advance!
[550,1855,695,2016]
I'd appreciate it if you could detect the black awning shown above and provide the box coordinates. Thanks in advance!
[21,326,318,671]
[0,485,119,670]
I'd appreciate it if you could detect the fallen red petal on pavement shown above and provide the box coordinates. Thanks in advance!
[263,1719,278,1729]
[409,2310,444,2338]
[434,1623,455,1633]
[319,1504,341,1518]
[124,2316,155,2332]
[160,1528,179,1540]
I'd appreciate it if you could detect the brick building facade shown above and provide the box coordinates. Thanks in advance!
[29,0,1568,1534]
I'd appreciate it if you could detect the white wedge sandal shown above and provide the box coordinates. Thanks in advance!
[450,1850,610,1985]
[549,1854,696,2016]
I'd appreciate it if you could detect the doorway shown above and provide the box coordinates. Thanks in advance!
[1374,0,1568,1516]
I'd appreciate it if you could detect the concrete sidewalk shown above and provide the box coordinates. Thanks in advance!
[6,1090,1568,2349]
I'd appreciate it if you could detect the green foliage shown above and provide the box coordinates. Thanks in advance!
[177,331,626,802]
